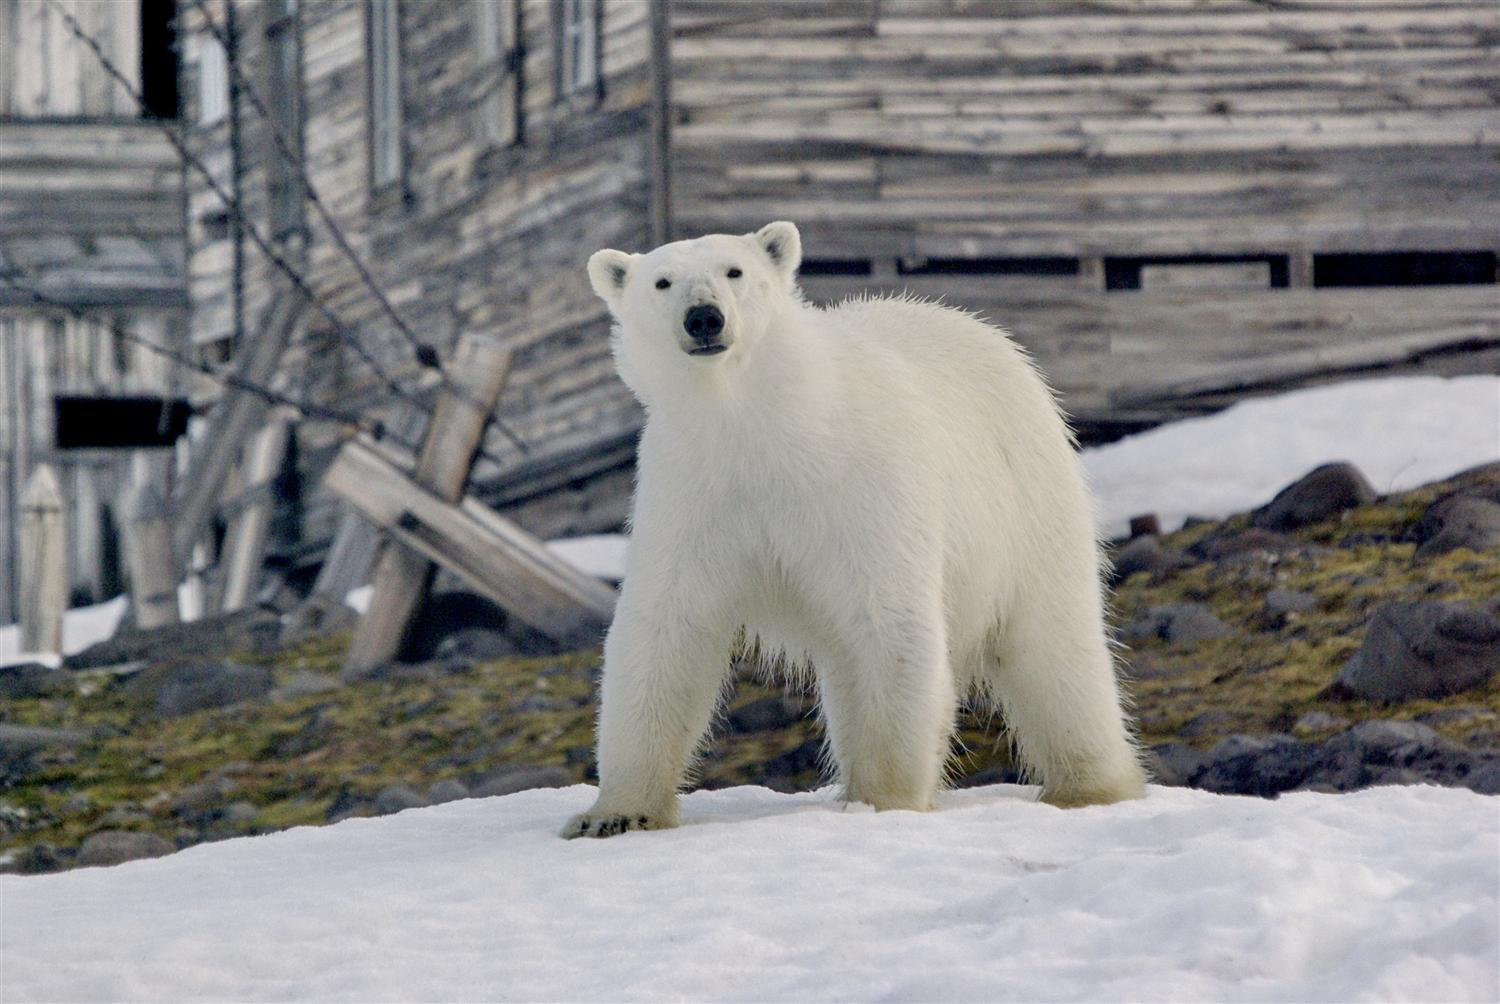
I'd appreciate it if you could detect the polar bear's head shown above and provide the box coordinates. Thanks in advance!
[586,222,802,398]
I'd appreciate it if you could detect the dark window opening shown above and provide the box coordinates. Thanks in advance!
[1105,255,1288,291]
[53,395,193,450]
[1314,251,1497,288]
[898,257,1079,277]
[139,0,180,119]
[800,259,872,277]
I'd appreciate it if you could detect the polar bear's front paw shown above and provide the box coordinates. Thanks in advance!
[561,810,664,839]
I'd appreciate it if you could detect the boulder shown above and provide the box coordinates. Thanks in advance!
[1123,603,1233,644]
[127,661,273,717]
[467,764,572,799]
[1265,589,1318,616]
[425,779,470,805]
[1252,462,1376,532]
[0,723,89,760]
[1145,743,1204,787]
[0,662,70,700]
[75,830,173,868]
[67,607,281,670]
[1190,734,1323,797]
[1191,527,1301,561]
[1405,494,1500,561]
[1108,535,1189,585]
[374,785,426,815]
[727,695,803,733]
[1333,602,1500,702]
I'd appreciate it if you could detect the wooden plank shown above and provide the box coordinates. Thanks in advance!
[323,437,616,646]
[122,478,179,630]
[342,335,515,677]
[20,464,66,654]
[218,409,294,613]
[172,288,304,566]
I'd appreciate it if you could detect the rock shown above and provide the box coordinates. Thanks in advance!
[0,723,90,760]
[68,607,282,669]
[1406,494,1500,561]
[1265,589,1318,616]
[761,739,823,780]
[1463,759,1500,795]
[128,661,274,717]
[1252,462,1376,532]
[271,672,342,702]
[1123,603,1234,644]
[278,594,359,648]
[1108,536,1187,585]
[1145,743,1204,787]
[61,793,94,815]
[727,696,803,733]
[1190,734,1322,797]
[956,763,1024,788]
[5,842,63,874]
[0,662,70,700]
[403,591,554,663]
[100,805,150,828]
[425,779,469,805]
[434,628,520,663]
[221,801,259,826]
[75,830,173,868]
[170,777,239,816]
[1291,711,1348,737]
[1192,527,1300,561]
[467,765,572,799]
[0,801,31,836]
[1333,602,1500,702]
[374,785,426,815]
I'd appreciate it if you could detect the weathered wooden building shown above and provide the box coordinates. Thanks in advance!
[172,0,1498,587]
[0,0,186,620]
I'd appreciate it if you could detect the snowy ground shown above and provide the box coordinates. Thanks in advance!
[2,782,1496,1002]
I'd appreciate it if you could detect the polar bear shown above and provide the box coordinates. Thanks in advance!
[564,222,1145,838]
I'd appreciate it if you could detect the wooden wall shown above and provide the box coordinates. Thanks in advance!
[669,0,1500,420]
[0,0,187,620]
[180,0,655,563]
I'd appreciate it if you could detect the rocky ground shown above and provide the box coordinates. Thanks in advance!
[2,462,1497,874]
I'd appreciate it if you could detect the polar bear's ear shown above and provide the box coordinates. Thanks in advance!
[754,221,802,281]
[586,249,636,310]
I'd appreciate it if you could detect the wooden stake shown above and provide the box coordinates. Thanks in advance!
[20,464,66,655]
[342,335,515,678]
[218,408,294,613]
[122,478,179,630]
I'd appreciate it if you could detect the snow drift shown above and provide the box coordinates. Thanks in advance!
[2,783,1495,1002]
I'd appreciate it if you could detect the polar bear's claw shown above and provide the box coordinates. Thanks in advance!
[562,812,657,839]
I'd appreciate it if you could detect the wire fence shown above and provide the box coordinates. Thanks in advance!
[39,0,528,472]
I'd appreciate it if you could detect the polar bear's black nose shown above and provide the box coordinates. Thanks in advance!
[684,304,725,343]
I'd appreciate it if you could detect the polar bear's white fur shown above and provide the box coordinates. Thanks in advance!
[564,222,1145,838]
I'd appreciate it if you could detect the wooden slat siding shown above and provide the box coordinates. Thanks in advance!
[181,0,654,562]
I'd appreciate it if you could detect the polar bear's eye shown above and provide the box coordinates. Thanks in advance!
[655,278,671,290]
[727,267,742,279]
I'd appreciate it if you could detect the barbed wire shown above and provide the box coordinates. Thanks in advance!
[183,0,529,456]
[45,0,526,468]
[0,265,421,454]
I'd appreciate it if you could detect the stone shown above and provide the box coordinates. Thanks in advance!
[1406,495,1500,561]
[0,661,70,700]
[1108,536,1188,585]
[956,763,1024,788]
[128,661,274,717]
[0,723,90,760]
[1463,759,1500,795]
[278,594,359,648]
[1145,743,1204,787]
[271,672,342,702]
[1191,527,1300,561]
[1123,603,1234,644]
[467,765,572,799]
[170,777,239,816]
[75,830,173,868]
[1252,462,1377,532]
[761,739,823,780]
[374,785,426,815]
[1334,602,1500,702]
[68,607,282,670]
[1265,589,1318,616]
[1190,734,1322,797]
[221,801,259,826]
[425,779,470,805]
[727,695,803,733]
[1291,711,1348,737]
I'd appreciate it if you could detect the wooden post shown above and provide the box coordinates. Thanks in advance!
[173,288,304,568]
[218,408,294,613]
[20,464,66,654]
[122,478,179,630]
[342,335,514,678]
[323,438,615,643]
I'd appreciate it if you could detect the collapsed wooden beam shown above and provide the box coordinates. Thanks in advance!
[324,436,616,653]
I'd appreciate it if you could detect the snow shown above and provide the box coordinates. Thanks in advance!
[1,783,1495,1002]
[1082,374,1500,538]
[0,595,127,668]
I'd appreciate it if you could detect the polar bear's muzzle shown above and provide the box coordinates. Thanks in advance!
[683,303,730,357]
